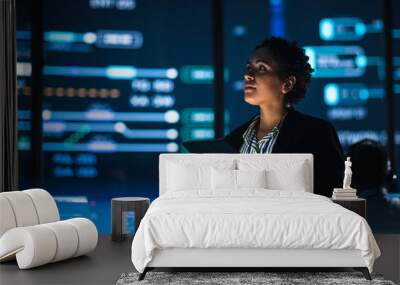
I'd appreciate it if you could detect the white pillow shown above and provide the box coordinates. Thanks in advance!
[167,160,235,191]
[167,162,209,191]
[237,169,267,188]
[211,168,236,189]
[266,166,307,192]
[211,168,267,190]
[237,159,308,192]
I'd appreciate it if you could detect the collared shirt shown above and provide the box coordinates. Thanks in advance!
[240,112,287,154]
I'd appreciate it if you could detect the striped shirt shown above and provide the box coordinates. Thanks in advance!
[240,113,287,154]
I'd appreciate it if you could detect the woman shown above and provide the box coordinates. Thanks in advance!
[224,37,344,197]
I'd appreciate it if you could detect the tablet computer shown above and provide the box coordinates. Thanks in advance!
[182,139,237,153]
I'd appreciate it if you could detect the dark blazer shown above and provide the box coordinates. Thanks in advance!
[223,108,344,197]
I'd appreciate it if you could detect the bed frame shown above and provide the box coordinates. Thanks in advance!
[139,248,370,280]
[138,154,372,281]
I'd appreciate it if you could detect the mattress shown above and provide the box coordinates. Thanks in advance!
[131,189,380,273]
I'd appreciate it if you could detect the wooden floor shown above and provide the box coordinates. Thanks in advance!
[1,234,399,285]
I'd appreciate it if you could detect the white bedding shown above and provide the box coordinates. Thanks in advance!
[131,190,380,273]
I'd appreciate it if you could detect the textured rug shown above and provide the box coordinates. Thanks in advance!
[116,271,396,285]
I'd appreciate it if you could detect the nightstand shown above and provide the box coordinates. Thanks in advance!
[331,198,366,218]
[111,197,150,242]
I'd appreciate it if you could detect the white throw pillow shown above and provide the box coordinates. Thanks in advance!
[211,168,236,190]
[237,159,308,192]
[167,160,236,191]
[167,162,209,191]
[211,168,267,190]
[236,169,267,188]
[266,165,307,192]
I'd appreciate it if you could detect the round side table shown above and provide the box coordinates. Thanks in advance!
[111,197,150,242]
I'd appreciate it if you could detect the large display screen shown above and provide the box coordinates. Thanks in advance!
[17,0,399,233]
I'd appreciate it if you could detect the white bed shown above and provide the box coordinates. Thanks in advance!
[131,154,380,280]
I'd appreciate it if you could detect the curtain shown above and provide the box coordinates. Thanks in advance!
[0,0,18,192]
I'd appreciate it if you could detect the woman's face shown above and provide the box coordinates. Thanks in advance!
[243,47,286,106]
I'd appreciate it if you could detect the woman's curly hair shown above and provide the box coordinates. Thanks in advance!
[255,37,314,105]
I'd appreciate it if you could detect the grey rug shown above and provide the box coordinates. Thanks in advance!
[116,271,396,285]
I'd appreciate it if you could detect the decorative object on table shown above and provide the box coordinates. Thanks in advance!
[343,156,353,189]
[111,197,150,242]
[332,157,358,200]
[0,189,98,269]
[116,271,394,285]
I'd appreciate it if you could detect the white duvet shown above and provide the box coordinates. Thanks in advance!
[131,190,380,273]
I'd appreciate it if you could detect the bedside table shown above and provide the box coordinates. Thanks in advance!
[111,197,150,242]
[331,198,366,218]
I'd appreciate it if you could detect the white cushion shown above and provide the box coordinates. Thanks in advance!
[23,189,60,223]
[238,159,309,192]
[211,168,236,190]
[0,226,57,269]
[167,162,210,191]
[237,169,267,188]
[64,218,98,257]
[42,221,79,262]
[266,165,307,192]
[166,160,235,192]
[211,169,268,190]
[0,191,39,227]
[0,196,17,237]
[0,218,98,269]
[0,189,60,238]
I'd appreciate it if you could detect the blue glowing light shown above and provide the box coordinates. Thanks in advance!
[303,45,366,77]
[355,55,368,67]
[319,18,366,41]
[106,66,137,79]
[43,65,177,80]
[269,0,284,36]
[359,89,369,100]
[320,19,334,40]
[355,22,366,36]
[324,84,340,106]
[42,110,178,123]
[43,142,178,153]
[45,31,78,43]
